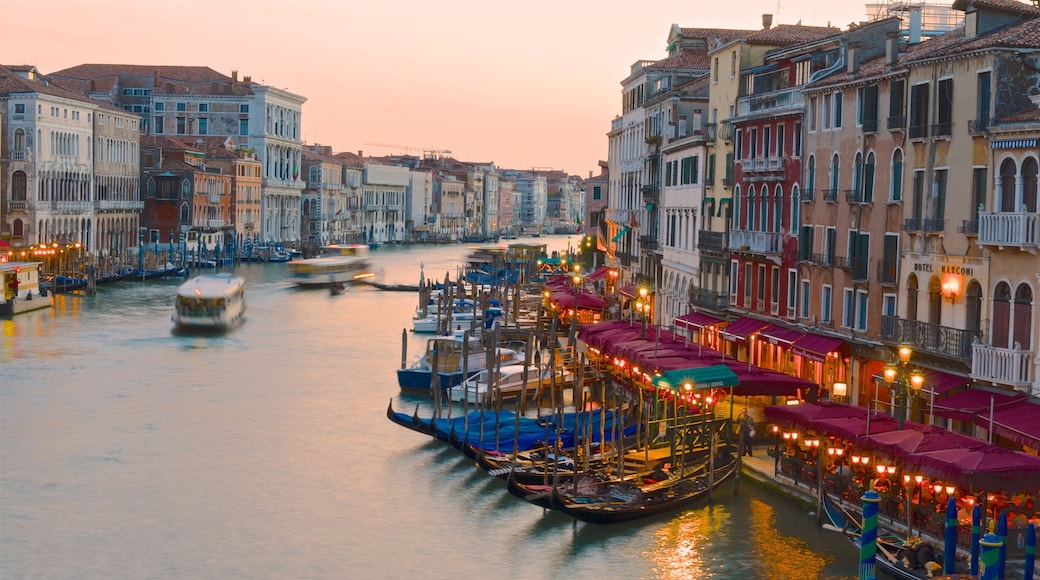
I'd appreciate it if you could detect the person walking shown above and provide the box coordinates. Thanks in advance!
[739,409,755,457]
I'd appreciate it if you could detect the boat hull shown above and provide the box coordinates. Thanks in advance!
[396,369,469,391]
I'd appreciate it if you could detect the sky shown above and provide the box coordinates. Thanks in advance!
[0,0,879,177]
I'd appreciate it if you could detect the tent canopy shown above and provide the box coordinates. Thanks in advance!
[650,364,740,390]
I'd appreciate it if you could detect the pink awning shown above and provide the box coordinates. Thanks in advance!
[719,316,769,343]
[931,388,1025,423]
[918,369,970,396]
[790,333,845,362]
[758,323,805,346]
[619,284,637,298]
[674,311,726,331]
[981,399,1040,448]
[585,265,611,282]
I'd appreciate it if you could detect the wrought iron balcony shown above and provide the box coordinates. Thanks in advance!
[689,287,728,311]
[904,218,923,232]
[959,219,980,236]
[845,189,872,205]
[717,122,732,142]
[728,229,783,255]
[801,189,815,202]
[705,123,717,143]
[639,235,659,251]
[887,116,905,131]
[922,218,946,233]
[977,211,1040,249]
[909,124,929,139]
[823,189,838,202]
[971,343,1034,390]
[835,256,868,279]
[931,122,952,137]
[880,315,978,360]
[968,118,989,135]
[861,119,879,134]
[698,229,727,254]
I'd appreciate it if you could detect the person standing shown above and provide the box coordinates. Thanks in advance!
[739,409,755,457]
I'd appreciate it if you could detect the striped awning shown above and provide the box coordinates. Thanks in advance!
[992,139,1038,149]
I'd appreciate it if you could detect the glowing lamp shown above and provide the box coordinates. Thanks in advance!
[946,486,956,495]
[941,274,961,301]
[886,466,896,475]
[832,382,848,397]
[904,474,911,484]
[877,464,887,475]
[914,475,924,484]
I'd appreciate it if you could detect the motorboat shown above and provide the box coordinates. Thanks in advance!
[448,363,568,404]
[285,244,371,287]
[396,334,524,392]
[171,273,246,330]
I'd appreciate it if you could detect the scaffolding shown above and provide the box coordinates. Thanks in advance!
[865,0,963,41]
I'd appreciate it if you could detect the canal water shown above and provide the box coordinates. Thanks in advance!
[1,236,862,580]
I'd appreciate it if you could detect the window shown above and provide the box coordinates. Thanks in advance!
[707,153,715,182]
[799,225,814,262]
[713,57,719,82]
[757,264,766,302]
[858,85,879,131]
[933,168,948,221]
[787,270,797,313]
[791,186,800,231]
[735,130,743,161]
[14,103,25,114]
[971,168,986,223]
[823,94,832,129]
[853,152,864,198]
[864,152,876,203]
[793,121,802,156]
[198,118,208,135]
[745,263,753,303]
[834,92,843,128]
[771,267,780,306]
[800,279,810,318]
[825,227,836,264]
[199,103,209,112]
[240,104,249,113]
[730,261,739,305]
[807,155,816,194]
[155,102,165,111]
[856,290,868,332]
[593,186,602,200]
[176,102,186,112]
[883,294,896,317]
[889,79,905,127]
[912,170,925,220]
[809,96,818,131]
[882,233,898,284]
[154,116,164,133]
[821,285,832,322]
[936,78,953,136]
[730,51,737,77]
[891,149,903,201]
[750,129,758,159]
[976,71,991,126]
[176,117,186,134]
[830,153,840,194]
[240,119,249,136]
[773,185,782,233]
[748,185,756,230]
[909,83,929,138]
[843,288,855,328]
[763,126,771,158]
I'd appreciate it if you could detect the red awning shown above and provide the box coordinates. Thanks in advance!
[919,369,970,396]
[674,311,726,331]
[585,265,611,282]
[620,285,637,298]
[987,400,1040,448]
[790,333,845,362]
[719,316,769,343]
[931,388,1025,423]
[758,323,805,346]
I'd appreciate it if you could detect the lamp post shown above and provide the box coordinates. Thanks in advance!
[638,286,649,339]
[882,344,925,429]
[571,272,582,336]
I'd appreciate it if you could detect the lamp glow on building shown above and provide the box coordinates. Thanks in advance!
[941,274,961,302]
[882,344,925,429]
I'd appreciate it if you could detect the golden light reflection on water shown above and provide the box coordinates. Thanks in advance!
[647,498,855,580]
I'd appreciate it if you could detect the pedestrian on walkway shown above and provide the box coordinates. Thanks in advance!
[739,409,755,457]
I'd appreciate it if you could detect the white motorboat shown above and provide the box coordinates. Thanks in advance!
[171,273,246,330]
[448,363,570,404]
[286,244,372,287]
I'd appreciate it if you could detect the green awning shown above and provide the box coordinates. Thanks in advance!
[611,226,630,242]
[650,364,740,390]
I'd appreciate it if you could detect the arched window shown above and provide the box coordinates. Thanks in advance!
[791,185,801,231]
[992,282,1011,348]
[732,185,741,230]
[13,219,24,237]
[179,203,190,225]
[965,280,983,336]
[760,185,769,231]
[891,149,903,201]
[999,158,1017,212]
[807,155,816,195]
[147,177,155,197]
[906,273,919,320]
[830,154,840,195]
[748,185,756,231]
[12,171,27,201]
[773,185,782,233]
[1013,284,1033,349]
[927,276,942,325]
[864,152,876,203]
[1022,157,1037,213]
[853,152,864,198]
[181,178,191,197]
[14,128,26,152]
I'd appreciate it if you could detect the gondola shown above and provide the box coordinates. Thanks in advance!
[544,456,737,525]
[385,399,435,437]
[821,493,961,580]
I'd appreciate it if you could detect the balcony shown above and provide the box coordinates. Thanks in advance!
[698,229,727,254]
[931,122,952,138]
[876,260,898,285]
[641,185,659,206]
[10,151,26,160]
[742,157,786,174]
[861,119,879,134]
[880,315,978,360]
[922,218,946,233]
[728,229,783,255]
[95,200,144,211]
[904,218,923,232]
[52,201,93,212]
[977,211,1040,250]
[801,189,815,202]
[8,200,29,211]
[887,116,906,131]
[206,219,224,229]
[959,219,979,236]
[823,189,838,202]
[722,177,733,187]
[968,118,989,135]
[736,88,804,116]
[705,123,717,143]
[971,343,1034,390]
[689,287,728,311]
[639,235,659,251]
[717,122,732,142]
[909,124,929,139]
[244,222,255,229]
[845,189,872,205]
[834,256,868,281]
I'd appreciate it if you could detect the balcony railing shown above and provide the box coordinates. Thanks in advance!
[52,201,93,212]
[10,151,26,160]
[823,189,838,202]
[904,218,923,232]
[717,122,732,141]
[698,229,727,254]
[736,88,805,116]
[728,229,783,254]
[705,123,717,143]
[922,218,946,232]
[971,343,1034,390]
[880,315,978,359]
[959,219,980,236]
[876,260,898,285]
[968,118,989,135]
[689,287,729,311]
[861,119,879,133]
[931,122,952,137]
[8,200,29,210]
[206,219,224,229]
[845,189,872,205]
[909,124,928,139]
[977,211,1040,248]
[742,157,786,173]
[834,256,868,280]
[639,235,659,251]
[722,177,733,187]
[887,116,906,131]
[95,200,144,211]
[801,189,815,202]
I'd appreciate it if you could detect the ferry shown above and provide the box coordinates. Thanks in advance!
[171,273,246,330]
[285,244,372,287]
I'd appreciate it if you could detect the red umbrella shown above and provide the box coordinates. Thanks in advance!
[859,425,987,461]
[904,446,1040,492]
[765,401,869,431]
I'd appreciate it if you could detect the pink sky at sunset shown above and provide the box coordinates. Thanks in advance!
[1,0,880,176]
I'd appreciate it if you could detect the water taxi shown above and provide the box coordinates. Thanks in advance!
[171,273,246,330]
[285,244,372,287]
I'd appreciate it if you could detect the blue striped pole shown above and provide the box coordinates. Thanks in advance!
[971,503,982,576]
[944,496,958,573]
[1024,523,1035,580]
[860,490,881,580]
[997,512,1008,579]
[980,532,1002,580]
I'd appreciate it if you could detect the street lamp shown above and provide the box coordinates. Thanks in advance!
[638,286,649,339]
[571,273,583,335]
[882,344,925,429]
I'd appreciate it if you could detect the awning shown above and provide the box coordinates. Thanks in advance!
[650,364,740,390]
[791,333,845,362]
[611,227,630,242]
[931,388,1025,423]
[986,399,1040,448]
[719,316,769,343]
[674,311,726,331]
[758,323,805,346]
[620,285,640,299]
[918,369,970,396]
[585,265,610,282]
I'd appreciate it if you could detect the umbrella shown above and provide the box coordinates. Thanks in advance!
[859,425,987,461]
[904,446,1040,491]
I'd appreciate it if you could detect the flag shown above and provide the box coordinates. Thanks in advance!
[292,159,299,181]
[597,220,609,252]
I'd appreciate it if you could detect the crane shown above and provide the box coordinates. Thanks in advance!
[363,142,452,160]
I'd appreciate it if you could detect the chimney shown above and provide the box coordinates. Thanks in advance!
[232,70,238,82]
[243,75,251,83]
[762,14,773,29]
[886,31,900,66]
[153,69,160,86]
[909,7,922,44]
[89,79,96,91]
[846,43,860,75]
